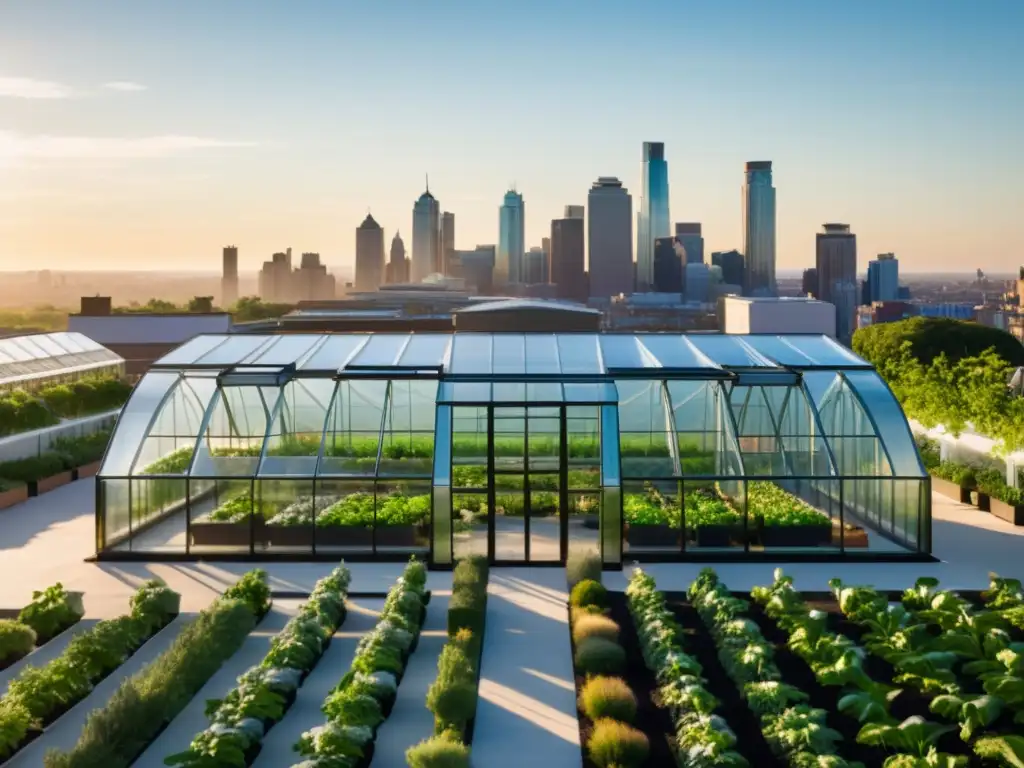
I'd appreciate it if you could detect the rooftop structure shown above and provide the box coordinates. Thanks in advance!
[0,331,124,391]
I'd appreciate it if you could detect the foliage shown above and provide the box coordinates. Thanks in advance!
[574,638,626,676]
[17,582,84,640]
[587,718,650,768]
[227,297,295,323]
[0,620,36,664]
[0,452,69,484]
[572,614,620,645]
[405,730,471,768]
[566,548,602,588]
[38,377,133,419]
[748,483,831,528]
[853,317,1024,370]
[570,579,608,609]
[579,676,637,723]
[220,570,271,617]
[973,735,1024,767]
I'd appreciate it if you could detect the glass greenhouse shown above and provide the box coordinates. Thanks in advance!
[0,332,124,393]
[94,332,931,564]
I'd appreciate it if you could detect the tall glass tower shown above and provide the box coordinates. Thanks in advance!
[742,161,777,296]
[497,189,525,287]
[638,142,670,291]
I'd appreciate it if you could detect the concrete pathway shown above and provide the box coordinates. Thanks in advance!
[132,601,297,768]
[471,568,581,768]
[253,598,384,768]
[371,593,450,767]
[4,612,190,767]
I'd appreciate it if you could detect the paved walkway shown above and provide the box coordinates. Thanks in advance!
[471,568,581,768]
[133,601,297,768]
[371,593,450,766]
[253,598,384,767]
[5,612,190,766]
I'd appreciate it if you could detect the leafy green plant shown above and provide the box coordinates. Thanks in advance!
[574,638,626,676]
[570,579,608,609]
[587,718,649,768]
[405,731,471,768]
[579,676,637,723]
[0,621,36,664]
[856,717,957,758]
[220,569,270,617]
[17,582,84,641]
[973,735,1024,767]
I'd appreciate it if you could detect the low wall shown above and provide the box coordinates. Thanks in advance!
[0,410,120,463]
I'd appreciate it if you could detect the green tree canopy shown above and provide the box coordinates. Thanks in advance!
[853,317,1024,368]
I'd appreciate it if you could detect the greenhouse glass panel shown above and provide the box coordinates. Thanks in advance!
[558,334,604,375]
[524,334,562,374]
[244,334,324,367]
[190,385,274,478]
[616,379,676,478]
[194,336,275,367]
[297,335,369,372]
[397,334,451,369]
[492,335,527,375]
[378,379,436,476]
[316,379,388,476]
[347,334,411,369]
[257,379,337,477]
[100,371,180,476]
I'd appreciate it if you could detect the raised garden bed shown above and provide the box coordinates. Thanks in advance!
[190,518,268,547]
[930,474,972,504]
[73,460,102,480]
[31,470,74,496]
[0,484,28,511]
[692,523,744,547]
[989,497,1024,526]
[374,523,428,548]
[624,523,679,547]
[758,523,833,547]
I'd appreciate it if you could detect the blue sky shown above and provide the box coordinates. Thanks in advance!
[1,0,1021,274]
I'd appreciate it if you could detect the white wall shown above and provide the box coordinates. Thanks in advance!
[68,314,232,345]
[0,410,119,462]
[723,297,837,337]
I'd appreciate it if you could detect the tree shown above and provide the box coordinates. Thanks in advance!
[853,317,1024,368]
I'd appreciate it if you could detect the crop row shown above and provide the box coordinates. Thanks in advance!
[0,376,131,438]
[289,558,429,767]
[0,583,85,670]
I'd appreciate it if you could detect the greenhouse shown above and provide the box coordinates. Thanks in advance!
[0,332,125,393]
[94,332,931,564]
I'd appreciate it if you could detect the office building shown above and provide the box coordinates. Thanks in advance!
[638,142,670,290]
[711,250,745,289]
[564,205,584,220]
[412,186,440,283]
[455,245,496,294]
[742,161,777,296]
[802,268,818,297]
[497,189,525,287]
[587,176,633,298]
[550,216,586,302]
[386,231,409,284]
[685,262,712,303]
[293,252,335,301]
[259,249,293,302]
[440,211,455,275]
[524,247,547,284]
[815,223,857,304]
[355,214,385,291]
[674,223,704,265]
[221,246,238,307]
[653,237,682,294]
[867,253,899,303]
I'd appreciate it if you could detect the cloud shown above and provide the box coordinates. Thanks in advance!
[0,76,76,99]
[103,81,147,92]
[0,131,260,162]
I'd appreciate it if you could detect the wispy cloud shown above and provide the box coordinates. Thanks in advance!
[0,76,77,99]
[103,81,146,92]
[0,131,260,161]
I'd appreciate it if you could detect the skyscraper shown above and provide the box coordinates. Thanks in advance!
[221,245,238,306]
[497,189,525,287]
[638,142,670,291]
[674,223,704,265]
[653,236,682,294]
[816,223,858,342]
[440,211,455,275]
[551,216,585,302]
[711,250,745,289]
[412,185,439,283]
[355,214,385,291]
[742,161,777,296]
[867,253,899,302]
[387,231,409,284]
[524,247,546,284]
[587,177,633,298]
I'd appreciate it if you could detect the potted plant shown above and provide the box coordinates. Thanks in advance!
[984,483,1024,526]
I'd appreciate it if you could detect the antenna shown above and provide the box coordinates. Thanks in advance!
[425,173,429,193]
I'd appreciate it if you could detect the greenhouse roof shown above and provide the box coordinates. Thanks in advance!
[151,332,873,380]
[0,331,124,388]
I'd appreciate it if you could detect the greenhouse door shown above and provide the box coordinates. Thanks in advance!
[490,406,566,564]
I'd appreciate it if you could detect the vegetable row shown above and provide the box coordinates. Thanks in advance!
[0,583,85,667]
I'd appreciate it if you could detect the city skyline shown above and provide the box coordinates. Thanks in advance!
[1,1,1021,273]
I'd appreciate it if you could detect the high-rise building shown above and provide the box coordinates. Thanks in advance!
[815,223,857,304]
[412,185,440,283]
[653,236,682,294]
[802,267,818,297]
[524,247,547,284]
[440,211,455,275]
[866,252,899,303]
[685,263,712,303]
[497,189,525,287]
[587,177,633,299]
[355,214,385,291]
[259,249,292,302]
[638,142,670,291]
[221,246,238,307]
[711,250,745,289]
[541,236,551,280]
[742,161,777,296]
[386,231,409,284]
[293,252,335,300]
[674,223,704,265]
[550,217,585,302]
[564,205,584,219]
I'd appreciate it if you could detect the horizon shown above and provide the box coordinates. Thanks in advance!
[2,1,1022,274]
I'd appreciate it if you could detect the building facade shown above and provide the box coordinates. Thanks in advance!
[524,247,547,284]
[564,205,584,220]
[412,189,440,283]
[440,211,455,275]
[638,142,670,291]
[551,216,586,302]
[653,237,682,294]
[815,223,857,304]
[222,246,238,307]
[355,214,385,291]
[684,262,711,303]
[455,245,496,294]
[867,253,899,303]
[387,231,409,284]
[674,223,704,265]
[587,177,633,299]
[497,189,525,287]
[742,161,777,296]
[711,250,745,289]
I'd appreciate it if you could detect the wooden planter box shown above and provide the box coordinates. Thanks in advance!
[267,524,314,548]
[975,491,991,512]
[375,524,426,548]
[31,471,74,497]
[625,523,679,548]
[0,485,29,510]
[73,461,102,480]
[990,498,1024,526]
[314,526,374,549]
[190,519,268,548]
[759,524,833,548]
[838,526,870,548]
[931,475,972,504]
[694,524,742,547]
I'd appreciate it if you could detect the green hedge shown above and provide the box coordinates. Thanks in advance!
[0,429,112,485]
[0,377,130,438]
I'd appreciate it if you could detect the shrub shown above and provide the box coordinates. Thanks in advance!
[452,558,487,599]
[587,718,649,768]
[579,677,637,723]
[574,637,626,676]
[17,582,84,641]
[0,620,36,663]
[572,614,620,645]
[566,549,602,588]
[221,569,271,616]
[426,680,477,734]
[406,731,471,768]
[570,579,608,610]
[0,452,69,485]
[447,588,484,637]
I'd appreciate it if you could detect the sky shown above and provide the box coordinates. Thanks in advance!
[1,0,1022,275]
